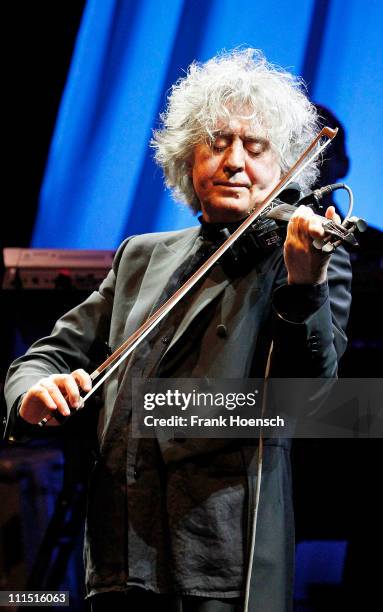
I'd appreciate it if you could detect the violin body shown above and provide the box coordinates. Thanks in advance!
[265,200,367,253]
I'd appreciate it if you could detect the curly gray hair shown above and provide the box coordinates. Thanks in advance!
[151,48,320,213]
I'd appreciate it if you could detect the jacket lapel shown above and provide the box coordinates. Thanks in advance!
[162,266,230,355]
[122,229,200,339]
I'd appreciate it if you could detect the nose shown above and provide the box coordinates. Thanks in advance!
[223,140,245,175]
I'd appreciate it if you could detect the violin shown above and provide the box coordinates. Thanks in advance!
[202,181,366,275]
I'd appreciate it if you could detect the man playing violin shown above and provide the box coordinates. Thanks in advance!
[4,49,351,612]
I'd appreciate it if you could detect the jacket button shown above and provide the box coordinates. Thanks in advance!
[162,336,170,345]
[134,467,139,479]
[216,324,228,338]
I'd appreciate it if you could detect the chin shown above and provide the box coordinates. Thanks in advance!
[204,197,250,222]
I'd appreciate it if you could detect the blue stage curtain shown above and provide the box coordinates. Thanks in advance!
[311,0,383,229]
[32,0,382,249]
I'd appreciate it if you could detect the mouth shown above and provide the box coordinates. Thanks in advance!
[213,181,251,189]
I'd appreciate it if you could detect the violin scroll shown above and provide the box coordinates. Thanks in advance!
[312,215,367,253]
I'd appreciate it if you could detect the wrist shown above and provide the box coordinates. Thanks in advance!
[287,270,327,285]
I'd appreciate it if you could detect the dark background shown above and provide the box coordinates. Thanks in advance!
[3,2,86,249]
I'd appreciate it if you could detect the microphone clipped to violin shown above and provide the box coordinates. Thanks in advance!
[265,182,367,253]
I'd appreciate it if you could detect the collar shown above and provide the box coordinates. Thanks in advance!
[198,215,246,245]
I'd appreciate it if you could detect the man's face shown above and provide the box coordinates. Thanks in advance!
[191,118,281,223]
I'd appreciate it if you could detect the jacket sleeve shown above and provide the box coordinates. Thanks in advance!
[269,246,352,377]
[3,239,130,443]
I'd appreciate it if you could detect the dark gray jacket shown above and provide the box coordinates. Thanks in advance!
[4,226,352,611]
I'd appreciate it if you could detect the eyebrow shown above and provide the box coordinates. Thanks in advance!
[213,131,269,146]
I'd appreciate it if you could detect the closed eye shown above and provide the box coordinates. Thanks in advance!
[245,139,268,157]
[247,149,263,158]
